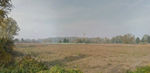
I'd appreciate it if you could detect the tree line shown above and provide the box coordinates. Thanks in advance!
[16,34,150,44]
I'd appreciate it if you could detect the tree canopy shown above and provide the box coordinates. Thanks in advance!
[0,0,19,66]
[0,0,19,39]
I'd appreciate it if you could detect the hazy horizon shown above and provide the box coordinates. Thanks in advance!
[10,0,150,39]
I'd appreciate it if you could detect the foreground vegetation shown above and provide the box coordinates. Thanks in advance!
[1,54,150,73]
[0,56,82,73]
[127,66,150,73]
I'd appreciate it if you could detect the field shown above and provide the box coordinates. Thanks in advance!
[14,44,150,73]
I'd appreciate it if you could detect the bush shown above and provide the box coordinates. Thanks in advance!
[38,66,83,73]
[127,66,150,73]
[0,56,47,73]
[0,61,83,73]
[0,38,14,66]
[15,56,47,73]
[0,38,14,53]
[0,51,12,66]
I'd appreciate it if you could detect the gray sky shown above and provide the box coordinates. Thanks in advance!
[10,0,150,39]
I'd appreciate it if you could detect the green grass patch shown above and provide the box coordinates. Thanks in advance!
[127,66,150,73]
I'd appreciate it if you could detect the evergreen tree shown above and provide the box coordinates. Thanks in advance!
[136,37,140,44]
[63,38,69,43]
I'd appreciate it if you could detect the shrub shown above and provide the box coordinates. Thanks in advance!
[0,56,48,73]
[38,66,83,73]
[0,38,14,53]
[0,51,12,66]
[14,56,47,73]
[0,38,14,66]
[127,66,150,73]
[0,46,12,66]
[0,63,83,73]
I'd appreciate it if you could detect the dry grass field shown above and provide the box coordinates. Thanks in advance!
[14,44,150,73]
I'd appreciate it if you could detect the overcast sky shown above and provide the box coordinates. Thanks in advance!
[10,0,150,39]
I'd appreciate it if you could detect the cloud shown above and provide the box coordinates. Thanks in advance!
[10,0,150,39]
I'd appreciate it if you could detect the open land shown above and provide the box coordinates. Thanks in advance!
[14,44,150,73]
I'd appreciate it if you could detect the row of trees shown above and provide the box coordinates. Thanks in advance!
[17,34,150,44]
[57,34,150,44]
[111,34,150,44]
